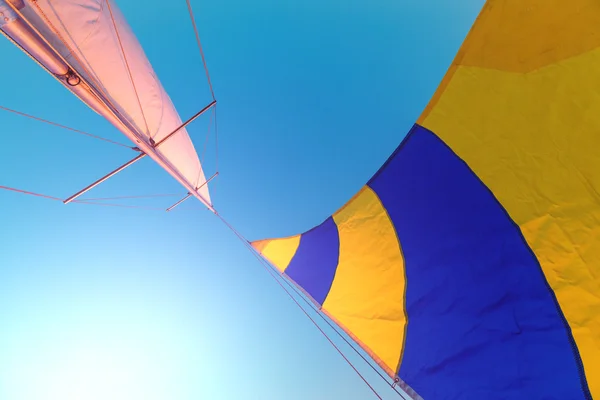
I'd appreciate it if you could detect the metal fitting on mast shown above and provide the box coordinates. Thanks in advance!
[0,0,143,143]
[0,0,68,76]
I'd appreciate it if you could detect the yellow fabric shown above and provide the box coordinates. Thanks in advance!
[419,0,600,395]
[323,186,407,375]
[461,0,600,73]
[255,235,301,272]
[252,239,270,253]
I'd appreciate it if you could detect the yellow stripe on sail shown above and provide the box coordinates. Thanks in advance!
[323,186,407,376]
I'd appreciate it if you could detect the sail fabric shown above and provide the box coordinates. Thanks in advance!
[18,0,210,203]
[252,1,600,399]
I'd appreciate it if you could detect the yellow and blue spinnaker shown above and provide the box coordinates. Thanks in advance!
[252,1,600,398]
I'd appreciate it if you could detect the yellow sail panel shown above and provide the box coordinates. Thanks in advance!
[323,186,407,378]
[419,0,600,397]
[253,236,301,272]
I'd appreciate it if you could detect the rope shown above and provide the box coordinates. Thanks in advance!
[0,185,162,210]
[185,0,216,101]
[0,185,63,201]
[184,0,220,192]
[196,106,215,188]
[105,0,152,139]
[275,262,410,400]
[0,105,134,149]
[79,193,179,201]
[200,105,214,164]
[214,105,219,176]
[214,212,413,399]
[212,105,219,196]
[74,200,164,210]
[214,212,385,400]
[1,180,405,399]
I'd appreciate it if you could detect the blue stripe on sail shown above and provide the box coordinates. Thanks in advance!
[285,217,340,305]
[367,124,587,400]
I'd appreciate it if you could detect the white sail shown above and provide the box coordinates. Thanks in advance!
[0,0,212,206]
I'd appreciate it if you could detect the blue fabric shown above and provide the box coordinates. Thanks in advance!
[368,124,588,400]
[285,217,340,305]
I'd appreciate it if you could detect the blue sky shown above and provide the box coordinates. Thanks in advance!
[0,1,483,399]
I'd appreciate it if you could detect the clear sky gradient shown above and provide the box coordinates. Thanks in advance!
[0,1,484,399]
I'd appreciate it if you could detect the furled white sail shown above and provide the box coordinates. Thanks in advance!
[0,0,212,206]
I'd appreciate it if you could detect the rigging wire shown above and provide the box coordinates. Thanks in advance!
[185,0,216,101]
[214,105,219,178]
[79,193,180,202]
[104,0,152,140]
[215,212,413,400]
[2,3,400,397]
[267,255,411,400]
[204,206,411,399]
[0,181,408,399]
[175,84,404,398]
[73,200,164,210]
[200,105,215,163]
[195,105,216,188]
[0,185,162,210]
[0,105,134,149]
[185,0,220,193]
[282,272,410,399]
[211,104,220,196]
[214,211,388,400]
[0,185,63,202]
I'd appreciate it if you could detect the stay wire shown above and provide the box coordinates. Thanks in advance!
[214,105,219,175]
[1,180,407,399]
[184,0,219,196]
[0,105,134,149]
[185,0,216,101]
[79,193,180,201]
[200,105,215,164]
[195,106,216,188]
[0,185,62,202]
[0,185,162,210]
[74,200,164,210]
[269,256,410,400]
[214,211,385,400]
[211,105,220,197]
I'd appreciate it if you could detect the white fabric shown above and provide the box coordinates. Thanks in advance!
[20,0,211,203]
